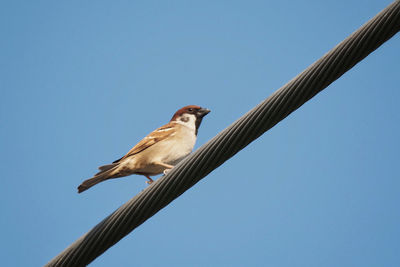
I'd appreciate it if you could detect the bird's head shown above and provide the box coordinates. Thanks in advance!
[171,105,210,134]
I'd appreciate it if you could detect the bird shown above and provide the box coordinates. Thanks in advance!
[77,105,210,193]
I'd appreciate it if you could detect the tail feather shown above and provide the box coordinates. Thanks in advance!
[78,176,107,193]
[78,165,119,193]
[96,163,118,174]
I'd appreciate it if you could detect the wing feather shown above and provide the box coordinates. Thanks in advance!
[112,124,176,163]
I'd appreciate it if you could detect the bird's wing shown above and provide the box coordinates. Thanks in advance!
[113,123,177,163]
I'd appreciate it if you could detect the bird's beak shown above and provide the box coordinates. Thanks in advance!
[197,108,211,118]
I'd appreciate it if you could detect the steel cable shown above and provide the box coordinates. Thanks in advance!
[46,1,400,266]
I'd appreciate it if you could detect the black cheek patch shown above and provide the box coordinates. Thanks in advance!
[180,116,189,123]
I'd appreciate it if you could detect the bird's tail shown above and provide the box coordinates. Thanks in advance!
[77,164,119,193]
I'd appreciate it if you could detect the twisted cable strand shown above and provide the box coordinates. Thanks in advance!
[46,1,400,266]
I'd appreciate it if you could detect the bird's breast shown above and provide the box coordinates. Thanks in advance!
[156,127,196,164]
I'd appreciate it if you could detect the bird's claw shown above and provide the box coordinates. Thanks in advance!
[145,176,154,184]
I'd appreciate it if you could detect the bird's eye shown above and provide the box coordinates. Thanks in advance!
[188,108,193,112]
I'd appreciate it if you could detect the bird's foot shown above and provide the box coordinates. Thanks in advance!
[163,168,172,175]
[145,176,154,184]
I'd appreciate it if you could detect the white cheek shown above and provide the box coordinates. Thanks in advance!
[178,114,197,131]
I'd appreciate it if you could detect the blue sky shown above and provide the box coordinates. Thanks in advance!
[1,1,399,266]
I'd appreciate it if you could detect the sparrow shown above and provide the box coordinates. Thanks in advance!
[77,105,210,193]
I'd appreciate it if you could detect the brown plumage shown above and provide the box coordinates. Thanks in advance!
[77,105,210,193]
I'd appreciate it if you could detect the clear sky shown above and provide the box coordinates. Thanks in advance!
[1,1,399,266]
